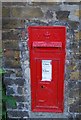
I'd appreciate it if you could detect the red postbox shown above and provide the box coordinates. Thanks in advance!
[28,26,66,112]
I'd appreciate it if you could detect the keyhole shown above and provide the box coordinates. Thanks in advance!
[41,85,44,88]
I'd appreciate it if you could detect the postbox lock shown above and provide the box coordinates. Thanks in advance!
[41,85,44,88]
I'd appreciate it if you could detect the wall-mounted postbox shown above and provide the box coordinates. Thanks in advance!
[28,26,66,113]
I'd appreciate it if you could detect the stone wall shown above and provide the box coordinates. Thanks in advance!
[2,2,81,119]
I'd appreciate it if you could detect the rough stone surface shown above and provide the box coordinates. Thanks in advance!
[2,7,10,17]
[11,6,44,18]
[2,2,81,119]
[3,40,19,50]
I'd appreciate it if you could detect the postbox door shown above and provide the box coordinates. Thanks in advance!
[31,52,65,112]
[36,59,58,107]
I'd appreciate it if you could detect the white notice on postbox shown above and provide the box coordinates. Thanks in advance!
[42,60,52,81]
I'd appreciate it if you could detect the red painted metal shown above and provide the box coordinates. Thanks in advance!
[28,26,66,113]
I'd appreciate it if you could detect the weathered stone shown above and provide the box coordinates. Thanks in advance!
[75,10,81,18]
[17,102,24,110]
[6,87,15,95]
[17,87,24,95]
[2,7,10,17]
[2,30,18,40]
[4,58,21,68]
[45,10,53,19]
[75,31,81,40]
[14,96,27,102]
[32,2,60,6]
[11,7,44,18]
[68,81,80,112]
[70,71,79,80]
[2,2,27,6]
[8,111,29,118]
[3,40,19,50]
[2,19,24,29]
[55,11,70,20]
[3,50,20,60]
[69,21,79,30]
[4,78,25,86]
[69,101,79,112]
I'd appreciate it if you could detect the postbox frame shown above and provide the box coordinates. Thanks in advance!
[28,26,66,113]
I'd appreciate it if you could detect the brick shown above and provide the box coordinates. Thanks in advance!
[17,103,24,110]
[14,96,26,102]
[17,87,24,95]
[4,58,21,68]
[32,2,60,5]
[2,18,24,29]
[75,31,81,40]
[11,7,44,18]
[75,10,81,17]
[3,68,23,78]
[73,52,80,60]
[2,7,10,17]
[55,11,70,20]
[8,111,29,118]
[2,30,18,40]
[4,78,25,86]
[66,61,77,71]
[6,87,15,95]
[3,40,19,50]
[70,71,79,80]
[69,21,79,30]
[2,2,26,6]
[3,50,20,60]
[69,100,80,112]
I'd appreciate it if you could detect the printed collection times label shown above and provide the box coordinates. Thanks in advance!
[42,60,52,81]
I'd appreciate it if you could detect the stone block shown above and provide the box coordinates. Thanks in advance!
[70,71,79,80]
[4,58,21,68]
[69,21,79,30]
[66,60,78,71]
[6,87,15,95]
[2,30,18,40]
[8,110,29,118]
[69,101,80,112]
[14,96,27,102]
[11,6,44,18]
[75,31,81,40]
[75,10,81,18]
[68,81,80,112]
[2,2,26,6]
[17,87,24,95]
[3,40,19,50]
[3,50,20,60]
[55,11,70,20]
[2,19,24,29]
[17,102,24,110]
[4,78,25,86]
[2,7,10,17]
